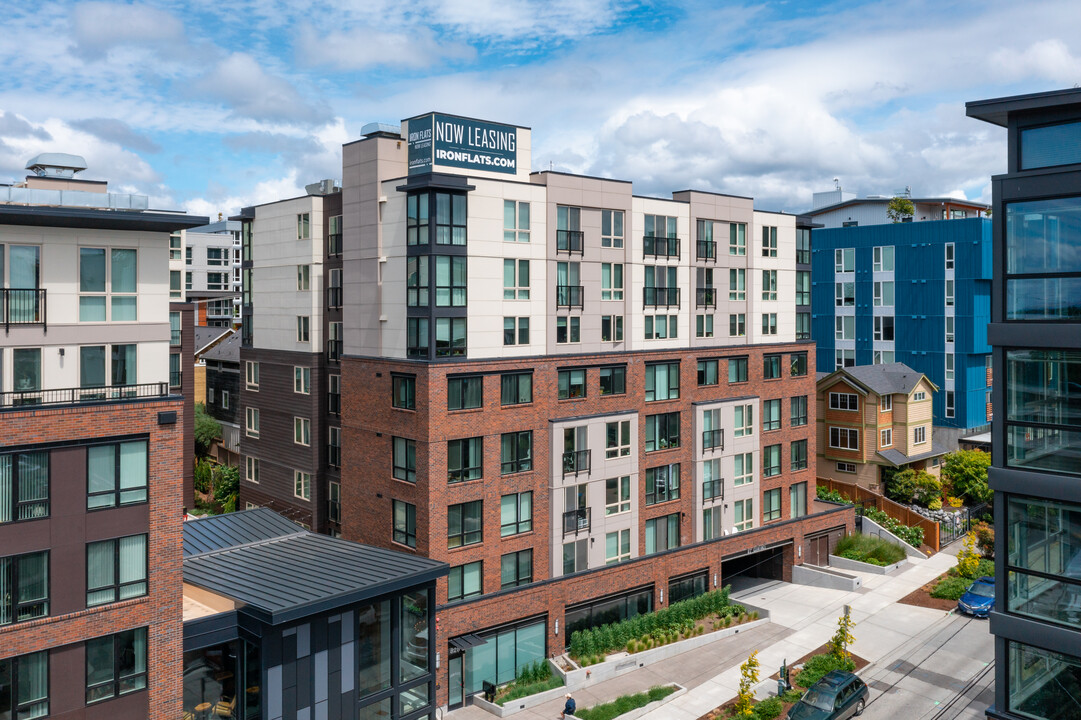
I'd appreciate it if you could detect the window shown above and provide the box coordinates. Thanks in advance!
[448,500,482,548]
[791,439,808,471]
[729,313,746,337]
[245,361,259,389]
[435,317,467,356]
[880,428,892,447]
[728,222,746,255]
[790,482,807,518]
[245,407,260,438]
[601,209,624,247]
[945,353,955,381]
[761,226,777,257]
[0,651,49,718]
[835,349,855,368]
[644,214,678,257]
[393,500,416,547]
[789,354,808,379]
[448,437,483,483]
[762,445,781,477]
[835,282,855,307]
[606,420,631,458]
[601,263,624,300]
[501,550,533,588]
[913,390,927,401]
[407,194,429,245]
[945,391,956,418]
[86,534,147,606]
[644,314,677,339]
[796,227,810,263]
[764,354,782,379]
[763,488,781,521]
[500,372,532,405]
[435,256,467,306]
[294,471,310,500]
[829,392,859,411]
[297,264,310,290]
[185,271,192,290]
[914,425,927,444]
[558,369,586,399]
[602,529,632,565]
[945,242,954,270]
[222,390,231,410]
[796,271,810,305]
[837,461,856,473]
[296,315,310,342]
[504,200,530,242]
[873,281,894,307]
[292,366,310,394]
[328,426,341,468]
[695,314,714,338]
[761,313,778,335]
[245,456,259,484]
[945,279,954,307]
[447,375,482,410]
[206,272,229,291]
[873,315,895,341]
[834,248,855,272]
[407,256,429,306]
[448,562,483,602]
[796,312,811,340]
[500,431,532,474]
[790,396,808,427]
[873,350,895,365]
[733,499,753,532]
[503,258,530,299]
[599,366,626,395]
[297,213,310,239]
[645,412,680,452]
[605,476,631,515]
[169,270,181,299]
[762,399,781,431]
[393,437,416,483]
[829,427,859,450]
[0,550,48,625]
[733,452,753,486]
[556,316,580,344]
[601,315,624,342]
[645,464,680,505]
[435,192,467,245]
[500,492,532,536]
[873,246,894,272]
[698,359,718,386]
[645,513,681,554]
[0,450,48,523]
[945,316,955,343]
[761,269,777,300]
[79,247,137,321]
[87,441,147,509]
[835,315,855,340]
[645,362,680,401]
[717,361,745,390]
[85,628,147,703]
[393,374,416,410]
[734,404,753,437]
[294,417,310,446]
[556,206,582,252]
[729,268,746,300]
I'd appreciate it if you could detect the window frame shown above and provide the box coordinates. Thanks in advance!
[393,500,417,548]
[500,492,533,536]
[762,399,781,431]
[599,365,626,396]
[0,651,49,718]
[829,427,859,450]
[763,354,782,380]
[557,368,587,400]
[501,550,533,588]
[697,359,718,386]
[644,412,680,452]
[393,437,416,483]
[85,627,147,704]
[763,488,782,522]
[86,441,148,510]
[762,444,781,477]
[728,357,748,384]
[392,374,416,410]
[605,475,631,515]
[500,372,533,405]
[448,500,483,548]
[829,392,859,411]
[294,366,311,394]
[85,533,147,607]
[791,439,808,471]
[447,561,483,602]
[0,550,49,626]
[644,463,680,505]
[447,375,483,411]
[644,361,680,402]
[293,416,311,446]
[500,431,532,475]
[245,407,260,438]
[293,470,311,500]
[605,420,631,458]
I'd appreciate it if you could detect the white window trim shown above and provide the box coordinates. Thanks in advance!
[829,426,859,450]
[294,416,311,446]
[880,428,892,447]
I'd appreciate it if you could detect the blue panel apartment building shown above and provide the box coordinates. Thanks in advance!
[811,218,993,442]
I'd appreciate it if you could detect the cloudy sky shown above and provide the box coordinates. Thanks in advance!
[1,0,1079,218]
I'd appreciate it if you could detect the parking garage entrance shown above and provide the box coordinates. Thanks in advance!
[721,542,787,593]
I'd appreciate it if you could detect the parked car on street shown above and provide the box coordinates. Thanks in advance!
[957,576,995,617]
[786,670,868,719]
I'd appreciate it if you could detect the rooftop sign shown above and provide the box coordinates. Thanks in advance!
[408,113,518,176]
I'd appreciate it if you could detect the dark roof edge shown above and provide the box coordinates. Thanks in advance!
[0,204,208,231]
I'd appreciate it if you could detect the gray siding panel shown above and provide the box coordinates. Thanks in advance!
[268,665,283,719]
[341,641,354,692]
[298,623,310,657]
[315,650,328,702]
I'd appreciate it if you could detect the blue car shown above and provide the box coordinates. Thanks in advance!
[957,576,995,617]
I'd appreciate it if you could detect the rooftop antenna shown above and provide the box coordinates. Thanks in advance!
[833,177,840,190]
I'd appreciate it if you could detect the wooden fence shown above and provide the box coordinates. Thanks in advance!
[817,477,941,552]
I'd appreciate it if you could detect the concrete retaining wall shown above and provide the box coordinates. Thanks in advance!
[829,554,906,575]
[862,516,929,559]
[793,563,862,591]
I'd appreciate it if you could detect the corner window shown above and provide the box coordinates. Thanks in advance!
[435,256,467,307]
[85,628,147,703]
[87,441,148,509]
[407,194,429,246]
[435,317,467,357]
[393,500,416,548]
[435,192,467,245]
[407,317,429,358]
[407,256,429,307]
[86,534,147,606]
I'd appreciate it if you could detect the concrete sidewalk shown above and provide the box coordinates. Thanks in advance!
[444,550,957,720]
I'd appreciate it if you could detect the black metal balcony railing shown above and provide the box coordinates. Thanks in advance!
[643,235,680,259]
[702,428,724,452]
[327,287,343,310]
[169,371,182,389]
[643,287,680,308]
[328,443,341,468]
[170,329,182,346]
[562,449,591,477]
[328,233,343,257]
[328,499,341,524]
[327,339,342,363]
[328,392,341,416]
[696,240,717,260]
[696,288,717,308]
[562,507,591,536]
[2,289,46,333]
[1,382,169,409]
[556,230,584,253]
[556,285,584,308]
[702,479,723,502]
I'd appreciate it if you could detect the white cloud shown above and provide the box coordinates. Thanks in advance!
[182,170,305,219]
[191,53,331,125]
[70,2,187,60]
[296,26,474,71]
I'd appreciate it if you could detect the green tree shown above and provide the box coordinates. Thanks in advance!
[942,450,992,503]
[957,531,980,577]
[213,465,240,513]
[829,612,856,663]
[886,196,915,223]
[734,650,761,718]
[194,403,221,458]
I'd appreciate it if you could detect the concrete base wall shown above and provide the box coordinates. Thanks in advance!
[862,516,929,559]
[829,554,906,575]
[792,564,862,591]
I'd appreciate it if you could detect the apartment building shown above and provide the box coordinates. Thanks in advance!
[795,215,816,342]
[815,363,944,491]
[237,182,343,532]
[811,219,993,446]
[312,113,856,710]
[202,328,242,468]
[169,219,242,327]
[805,186,989,228]
[967,89,1081,720]
[0,153,206,719]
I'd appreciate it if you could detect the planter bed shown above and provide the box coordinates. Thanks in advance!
[829,554,905,575]
[569,683,684,720]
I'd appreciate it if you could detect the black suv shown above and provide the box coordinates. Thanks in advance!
[786,670,868,719]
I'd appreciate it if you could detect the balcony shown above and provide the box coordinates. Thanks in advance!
[0,382,170,410]
[643,287,680,308]
[327,286,343,310]
[702,428,724,452]
[2,289,46,333]
[328,233,343,257]
[562,449,591,477]
[329,443,341,468]
[643,235,680,259]
[556,230,584,254]
[556,285,584,309]
[562,507,591,536]
[696,288,717,308]
[327,339,342,363]
[696,240,717,260]
[702,479,724,501]
[328,391,341,416]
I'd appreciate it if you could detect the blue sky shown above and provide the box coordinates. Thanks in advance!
[1,0,1079,217]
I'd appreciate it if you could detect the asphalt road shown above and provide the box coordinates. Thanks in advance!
[861,611,995,720]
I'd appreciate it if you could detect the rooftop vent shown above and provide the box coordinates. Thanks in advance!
[25,153,88,178]
[305,179,339,196]
[360,122,401,138]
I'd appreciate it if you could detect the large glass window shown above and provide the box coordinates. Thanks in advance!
[645,513,680,554]
[729,357,747,383]
[1007,497,1081,630]
[1006,197,1081,320]
[12,348,41,394]
[605,420,631,458]
[602,209,624,248]
[435,193,467,245]
[0,651,49,719]
[447,375,482,410]
[645,464,680,505]
[435,256,467,306]
[500,492,532,536]
[435,317,466,357]
[460,618,546,695]
[500,431,532,475]
[500,372,532,405]
[763,488,781,521]
[1006,350,1081,476]
[79,248,137,321]
[86,627,147,703]
[407,194,429,245]
[86,534,147,607]
[762,444,781,477]
[600,366,626,395]
[407,256,428,306]
[558,369,586,399]
[87,441,147,509]
[504,200,530,242]
[790,482,807,518]
[645,362,679,401]
[606,476,631,515]
[355,599,391,696]
[791,440,808,471]
[1008,641,1081,720]
[501,550,533,588]
[0,451,49,523]
[565,588,651,642]
[762,399,781,431]
[393,500,416,548]
[503,258,529,299]
[448,501,482,548]
[1021,120,1081,169]
[407,317,429,358]
[791,395,808,426]
[400,590,429,682]
[393,437,416,483]
[698,359,718,386]
[0,550,48,626]
[448,437,482,483]
[645,412,680,452]
[448,561,483,602]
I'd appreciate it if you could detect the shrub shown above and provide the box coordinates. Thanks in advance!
[734,651,760,718]
[194,403,222,458]
[930,575,970,600]
[942,450,992,503]
[816,486,851,504]
[834,534,907,565]
[863,507,924,548]
[796,653,856,688]
[213,464,239,513]
[956,532,980,578]
[574,686,676,720]
[928,497,943,511]
[754,696,784,720]
[782,688,804,703]
[193,459,213,494]
[886,468,919,504]
[912,472,943,508]
[947,496,964,508]
[495,661,562,706]
[973,521,995,558]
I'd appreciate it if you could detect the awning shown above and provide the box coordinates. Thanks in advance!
[449,634,487,651]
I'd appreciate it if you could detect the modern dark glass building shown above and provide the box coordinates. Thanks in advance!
[967,89,1081,719]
